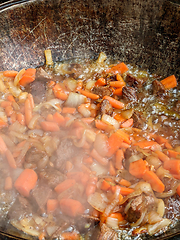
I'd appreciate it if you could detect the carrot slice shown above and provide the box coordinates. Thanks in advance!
[95,78,106,86]
[47,199,59,213]
[113,87,123,96]
[5,149,17,169]
[90,148,108,166]
[168,150,180,159]
[134,140,160,150]
[115,149,124,170]
[143,170,165,193]
[160,75,177,89]
[116,129,131,144]
[163,160,180,175]
[59,199,84,217]
[129,159,147,178]
[61,231,79,240]
[1,101,12,108]
[176,184,180,197]
[0,119,8,129]
[25,98,32,126]
[53,112,65,126]
[119,179,131,187]
[120,118,133,128]
[109,161,116,176]
[106,62,128,74]
[19,68,36,87]
[3,70,18,77]
[41,121,60,132]
[109,213,124,222]
[119,186,134,196]
[103,96,124,109]
[0,136,8,154]
[17,113,25,125]
[107,132,122,157]
[79,89,99,100]
[62,107,76,114]
[110,81,125,88]
[101,180,111,191]
[4,176,13,190]
[155,150,170,162]
[54,179,76,194]
[95,119,110,131]
[14,169,38,197]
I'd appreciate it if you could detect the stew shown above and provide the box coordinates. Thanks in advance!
[0,51,179,239]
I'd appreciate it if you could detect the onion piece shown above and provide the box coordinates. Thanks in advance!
[78,104,91,118]
[11,220,40,237]
[9,121,27,133]
[65,92,86,108]
[45,49,53,65]
[6,80,22,97]
[28,114,40,129]
[85,129,96,143]
[147,211,162,224]
[90,162,108,176]
[86,80,96,90]
[88,192,108,212]
[96,52,107,64]
[33,99,63,112]
[156,199,165,217]
[106,217,119,230]
[64,79,77,91]
[9,130,28,140]
[46,226,58,236]
[28,129,44,138]
[147,219,171,235]
[134,182,153,194]
[102,114,119,130]
[94,133,108,157]
[146,155,162,170]
[156,166,172,179]
[14,68,26,86]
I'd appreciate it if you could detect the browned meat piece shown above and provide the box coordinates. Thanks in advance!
[99,223,118,240]
[92,86,113,98]
[124,146,140,160]
[35,67,52,81]
[25,147,46,163]
[126,195,155,223]
[174,100,180,113]
[68,63,82,79]
[39,168,66,188]
[152,80,166,96]
[132,111,146,128]
[97,99,113,117]
[28,81,46,103]
[31,181,53,213]
[162,177,178,192]
[126,73,147,88]
[56,138,78,170]
[122,86,137,102]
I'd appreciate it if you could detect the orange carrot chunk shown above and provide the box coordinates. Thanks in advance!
[95,78,106,86]
[106,62,128,74]
[101,180,111,191]
[103,96,124,109]
[0,119,8,129]
[91,148,109,166]
[54,179,76,194]
[142,170,165,193]
[41,121,60,132]
[3,70,18,77]
[119,179,131,187]
[5,149,17,169]
[61,231,79,240]
[129,159,147,178]
[155,150,170,162]
[176,184,180,197]
[0,136,8,154]
[115,149,124,170]
[59,198,84,217]
[47,199,59,213]
[79,89,99,100]
[107,132,122,157]
[120,118,133,128]
[19,68,36,87]
[163,160,180,175]
[160,75,177,89]
[14,169,38,197]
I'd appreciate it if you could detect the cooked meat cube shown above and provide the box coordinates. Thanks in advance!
[124,146,143,169]
[99,223,118,240]
[31,181,53,213]
[152,80,166,96]
[126,195,155,223]
[35,67,52,81]
[39,168,66,188]
[174,100,180,113]
[92,86,113,98]
[122,86,137,102]
[132,111,146,128]
[97,99,113,117]
[126,73,147,88]
[56,138,78,170]
[28,81,46,103]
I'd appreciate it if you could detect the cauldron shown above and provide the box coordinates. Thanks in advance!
[0,0,180,239]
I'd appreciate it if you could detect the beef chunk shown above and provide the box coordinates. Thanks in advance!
[28,81,46,104]
[92,86,113,98]
[31,181,53,213]
[122,86,137,102]
[124,146,143,169]
[152,80,166,96]
[126,195,155,223]
[126,73,147,88]
[99,223,118,240]
[174,100,180,113]
[35,67,52,81]
[56,138,78,170]
[132,111,146,129]
[39,168,66,188]
[97,99,113,117]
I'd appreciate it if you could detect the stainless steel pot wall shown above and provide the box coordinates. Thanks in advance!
[0,0,180,78]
